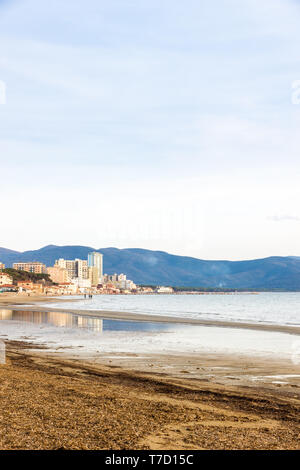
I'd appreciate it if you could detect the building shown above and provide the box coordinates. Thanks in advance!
[0,273,13,286]
[17,281,35,291]
[156,286,174,294]
[117,279,137,291]
[12,262,47,274]
[17,281,44,293]
[57,283,77,295]
[55,259,77,278]
[88,252,103,285]
[88,267,100,286]
[102,273,136,291]
[0,263,5,271]
[47,266,69,284]
[103,273,118,283]
[71,278,91,290]
[54,258,88,280]
[139,286,154,293]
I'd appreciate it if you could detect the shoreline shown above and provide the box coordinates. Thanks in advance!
[0,300,300,336]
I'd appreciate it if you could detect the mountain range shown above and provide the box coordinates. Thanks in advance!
[0,245,300,290]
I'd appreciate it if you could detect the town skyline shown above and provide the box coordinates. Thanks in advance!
[0,250,139,294]
[1,243,300,290]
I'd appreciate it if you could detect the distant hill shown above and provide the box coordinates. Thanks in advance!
[1,245,300,290]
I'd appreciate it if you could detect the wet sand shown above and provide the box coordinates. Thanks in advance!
[0,340,299,450]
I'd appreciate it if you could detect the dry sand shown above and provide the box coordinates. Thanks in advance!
[0,341,299,450]
[0,292,77,305]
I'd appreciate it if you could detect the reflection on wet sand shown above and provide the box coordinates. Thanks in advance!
[0,309,175,334]
[0,309,103,333]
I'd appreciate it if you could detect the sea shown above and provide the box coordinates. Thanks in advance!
[0,293,299,360]
[46,292,300,327]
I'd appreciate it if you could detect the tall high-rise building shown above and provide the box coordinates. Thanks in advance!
[0,263,5,271]
[88,252,103,285]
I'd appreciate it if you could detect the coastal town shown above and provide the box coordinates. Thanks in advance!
[0,252,174,296]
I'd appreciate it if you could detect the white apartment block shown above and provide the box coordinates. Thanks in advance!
[156,286,174,293]
[54,258,88,280]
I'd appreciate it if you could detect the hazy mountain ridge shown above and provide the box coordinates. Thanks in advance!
[0,245,300,289]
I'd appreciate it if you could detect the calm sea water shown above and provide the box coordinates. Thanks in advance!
[1,293,299,358]
[47,292,300,327]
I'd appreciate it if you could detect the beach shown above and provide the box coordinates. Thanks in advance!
[0,293,300,449]
[0,340,299,450]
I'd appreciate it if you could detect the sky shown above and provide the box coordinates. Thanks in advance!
[0,0,300,260]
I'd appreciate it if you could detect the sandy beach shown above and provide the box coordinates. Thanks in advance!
[0,340,299,450]
[0,292,78,306]
[0,293,300,450]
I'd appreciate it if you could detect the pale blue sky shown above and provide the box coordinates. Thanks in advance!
[0,0,300,259]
